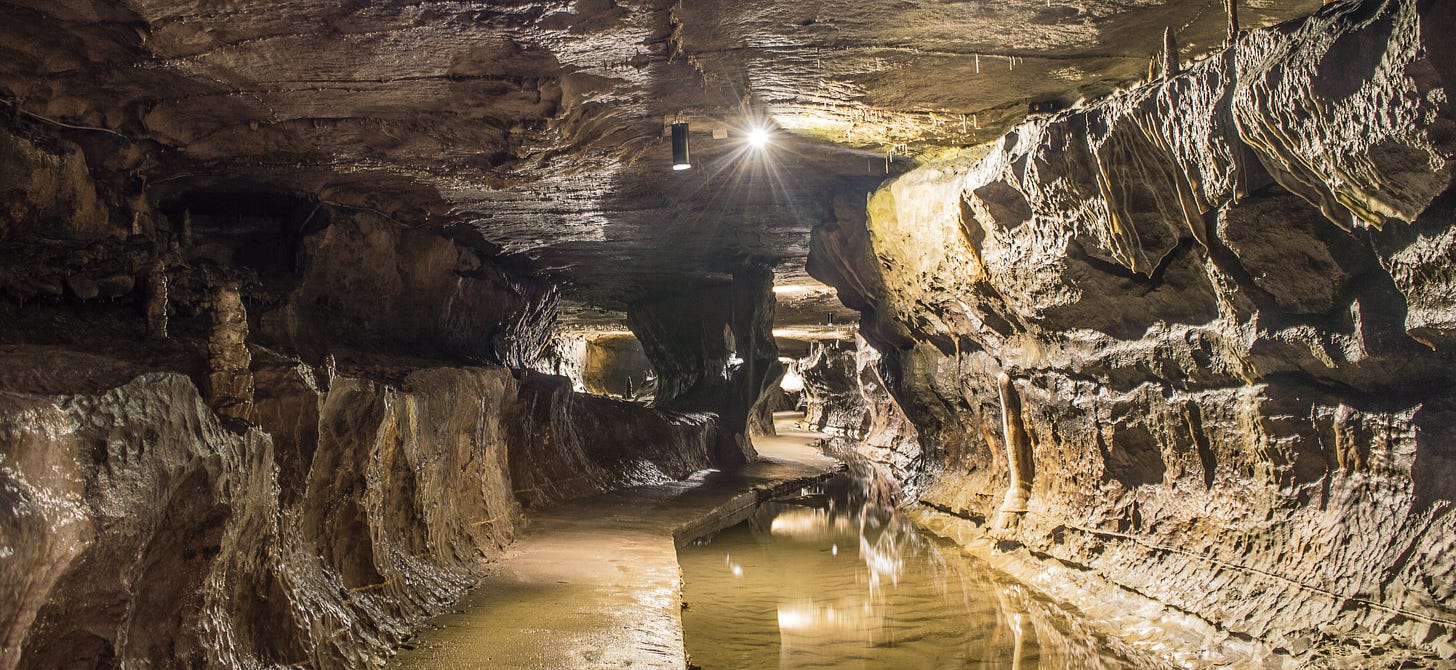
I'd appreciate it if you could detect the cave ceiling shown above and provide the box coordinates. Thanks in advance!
[0,0,1320,331]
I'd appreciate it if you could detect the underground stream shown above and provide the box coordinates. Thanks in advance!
[678,472,1136,669]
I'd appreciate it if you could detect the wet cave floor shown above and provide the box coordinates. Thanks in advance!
[390,413,1138,669]
[679,475,1139,669]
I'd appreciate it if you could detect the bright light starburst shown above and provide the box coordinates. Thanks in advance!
[747,126,770,149]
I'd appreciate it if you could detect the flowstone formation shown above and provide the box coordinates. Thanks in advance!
[810,0,1456,661]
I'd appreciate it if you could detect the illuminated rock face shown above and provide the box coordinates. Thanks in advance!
[810,0,1456,659]
[0,364,716,669]
[798,338,921,497]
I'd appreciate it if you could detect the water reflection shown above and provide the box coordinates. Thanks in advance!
[679,475,1135,669]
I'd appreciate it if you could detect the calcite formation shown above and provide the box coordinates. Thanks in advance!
[144,260,168,338]
[808,0,1456,660]
[204,282,253,421]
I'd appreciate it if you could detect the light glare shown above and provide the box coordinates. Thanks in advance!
[747,126,770,148]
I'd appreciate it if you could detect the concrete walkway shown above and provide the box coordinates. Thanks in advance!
[389,413,838,669]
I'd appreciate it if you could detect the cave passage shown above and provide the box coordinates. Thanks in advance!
[2,0,1454,667]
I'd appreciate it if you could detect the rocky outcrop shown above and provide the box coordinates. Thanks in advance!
[534,332,654,399]
[0,357,717,669]
[500,370,716,508]
[810,0,1456,661]
[628,266,782,465]
[256,214,558,368]
[0,127,110,241]
[798,337,921,497]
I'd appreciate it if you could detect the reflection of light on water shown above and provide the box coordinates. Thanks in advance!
[768,508,854,540]
[1011,612,1026,670]
[777,599,880,633]
[860,516,906,596]
[680,471,1139,669]
[776,605,812,630]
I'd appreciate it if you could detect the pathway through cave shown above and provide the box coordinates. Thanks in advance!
[387,413,839,669]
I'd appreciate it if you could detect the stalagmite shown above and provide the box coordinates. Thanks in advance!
[1162,27,1179,79]
[180,208,192,248]
[145,260,167,338]
[205,282,254,420]
[993,372,1032,530]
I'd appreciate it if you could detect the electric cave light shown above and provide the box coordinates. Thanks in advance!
[671,121,691,170]
[747,126,770,149]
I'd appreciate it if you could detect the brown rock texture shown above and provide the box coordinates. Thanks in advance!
[0,127,110,241]
[0,0,1322,313]
[204,283,253,421]
[798,337,921,497]
[628,266,782,465]
[144,261,168,338]
[809,0,1456,660]
[255,213,559,368]
[0,359,717,669]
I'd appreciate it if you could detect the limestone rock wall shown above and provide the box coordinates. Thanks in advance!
[256,214,559,368]
[809,0,1456,660]
[628,266,782,464]
[0,127,111,241]
[0,361,717,669]
[798,338,921,496]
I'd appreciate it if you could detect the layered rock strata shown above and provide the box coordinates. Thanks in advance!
[810,0,1456,660]
[0,102,753,669]
[0,359,717,669]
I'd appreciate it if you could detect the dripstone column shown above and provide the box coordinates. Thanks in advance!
[145,261,168,338]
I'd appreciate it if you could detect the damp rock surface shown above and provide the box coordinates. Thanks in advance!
[0,354,721,669]
[807,0,1456,662]
[798,338,921,497]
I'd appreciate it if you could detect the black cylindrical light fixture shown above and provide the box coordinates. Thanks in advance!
[671,121,691,171]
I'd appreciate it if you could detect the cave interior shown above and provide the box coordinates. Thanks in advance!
[2,0,1455,667]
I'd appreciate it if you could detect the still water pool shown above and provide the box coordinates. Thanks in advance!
[679,476,1139,669]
